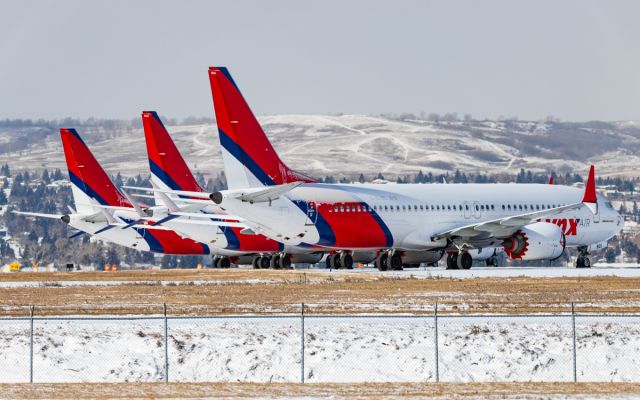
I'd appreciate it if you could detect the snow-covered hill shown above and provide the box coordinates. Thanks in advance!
[2,115,640,179]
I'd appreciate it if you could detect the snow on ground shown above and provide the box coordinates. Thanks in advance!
[0,316,639,383]
[0,279,276,288]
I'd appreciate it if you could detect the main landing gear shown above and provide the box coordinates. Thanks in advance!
[445,251,472,270]
[251,254,294,270]
[325,251,354,269]
[375,250,403,271]
[575,246,592,269]
[212,256,231,269]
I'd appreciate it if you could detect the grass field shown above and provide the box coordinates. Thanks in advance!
[0,268,639,316]
[2,382,640,399]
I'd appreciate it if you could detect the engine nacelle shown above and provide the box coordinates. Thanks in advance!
[502,222,565,261]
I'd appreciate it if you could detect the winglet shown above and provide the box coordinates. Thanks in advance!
[582,165,598,214]
[548,176,554,185]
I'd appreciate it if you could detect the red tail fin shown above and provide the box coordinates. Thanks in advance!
[208,66,315,188]
[142,111,204,192]
[60,128,131,208]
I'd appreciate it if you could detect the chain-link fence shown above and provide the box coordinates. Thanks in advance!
[0,305,639,383]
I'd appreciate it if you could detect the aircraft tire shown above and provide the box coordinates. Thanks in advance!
[457,251,472,269]
[387,252,403,270]
[340,252,353,269]
[377,252,389,271]
[280,254,292,269]
[446,253,458,270]
[270,255,281,269]
[331,253,342,269]
[260,256,271,269]
[219,257,231,269]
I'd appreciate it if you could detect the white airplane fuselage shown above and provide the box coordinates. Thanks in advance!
[215,183,622,252]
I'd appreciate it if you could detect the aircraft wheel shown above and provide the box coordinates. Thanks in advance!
[583,257,591,268]
[270,255,282,269]
[260,256,271,269]
[252,257,260,269]
[325,256,333,269]
[387,252,403,270]
[340,252,353,269]
[457,251,472,269]
[331,253,342,269]
[377,252,389,271]
[219,257,231,269]
[446,253,458,269]
[280,254,292,269]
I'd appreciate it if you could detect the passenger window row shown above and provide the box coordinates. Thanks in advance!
[327,202,567,214]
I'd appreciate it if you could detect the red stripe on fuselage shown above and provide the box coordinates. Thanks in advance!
[318,202,388,248]
[232,227,282,252]
[150,229,208,255]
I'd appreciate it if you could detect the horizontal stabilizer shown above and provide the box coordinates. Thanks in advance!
[211,182,303,205]
[13,211,65,220]
[123,185,212,200]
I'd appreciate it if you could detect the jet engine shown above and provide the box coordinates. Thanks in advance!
[502,222,565,261]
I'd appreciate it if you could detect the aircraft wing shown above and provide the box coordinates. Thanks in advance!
[432,202,584,241]
[433,165,599,242]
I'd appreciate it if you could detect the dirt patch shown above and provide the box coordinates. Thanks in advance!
[2,382,640,399]
[1,269,640,316]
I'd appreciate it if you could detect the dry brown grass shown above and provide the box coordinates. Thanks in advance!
[2,382,640,399]
[1,269,640,316]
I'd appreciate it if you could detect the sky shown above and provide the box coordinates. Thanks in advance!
[1,0,640,121]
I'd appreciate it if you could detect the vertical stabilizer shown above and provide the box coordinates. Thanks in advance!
[142,111,205,204]
[208,66,315,189]
[60,128,132,214]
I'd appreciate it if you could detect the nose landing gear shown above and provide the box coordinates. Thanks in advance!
[576,246,592,268]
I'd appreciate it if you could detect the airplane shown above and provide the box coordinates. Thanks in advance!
[178,66,622,270]
[133,110,324,268]
[15,128,216,257]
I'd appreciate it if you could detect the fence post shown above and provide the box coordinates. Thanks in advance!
[434,302,439,383]
[571,302,577,382]
[164,303,169,383]
[29,306,34,383]
[301,302,305,383]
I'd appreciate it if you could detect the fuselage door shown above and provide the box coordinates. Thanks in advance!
[473,201,481,219]
[463,201,472,219]
[592,200,600,223]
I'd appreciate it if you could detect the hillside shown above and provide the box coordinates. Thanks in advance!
[2,115,639,179]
